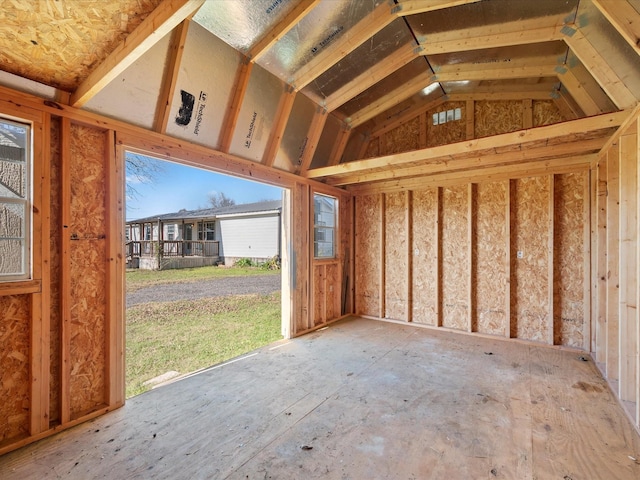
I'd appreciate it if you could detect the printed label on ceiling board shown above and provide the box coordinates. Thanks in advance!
[175,90,208,135]
[245,111,258,149]
[265,0,284,14]
[311,26,344,54]
[298,136,309,164]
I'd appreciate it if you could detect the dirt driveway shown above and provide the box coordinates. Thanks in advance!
[126,273,281,308]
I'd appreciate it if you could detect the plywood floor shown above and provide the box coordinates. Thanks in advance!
[2,317,640,479]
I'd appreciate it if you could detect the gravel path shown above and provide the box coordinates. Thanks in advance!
[126,274,281,308]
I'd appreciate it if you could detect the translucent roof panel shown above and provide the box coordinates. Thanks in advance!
[576,0,640,100]
[429,41,569,70]
[337,57,433,118]
[256,0,386,82]
[193,0,302,54]
[302,18,414,102]
[403,0,580,37]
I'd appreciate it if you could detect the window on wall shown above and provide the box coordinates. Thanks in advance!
[0,117,31,282]
[198,221,215,240]
[166,224,175,241]
[313,193,337,259]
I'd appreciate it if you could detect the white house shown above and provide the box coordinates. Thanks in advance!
[126,199,281,269]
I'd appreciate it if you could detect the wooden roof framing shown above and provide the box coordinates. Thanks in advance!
[70,0,205,107]
[0,0,638,181]
[306,109,630,185]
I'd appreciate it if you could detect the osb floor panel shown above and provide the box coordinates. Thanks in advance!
[2,317,640,479]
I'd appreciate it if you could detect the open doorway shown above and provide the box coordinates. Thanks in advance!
[124,152,286,398]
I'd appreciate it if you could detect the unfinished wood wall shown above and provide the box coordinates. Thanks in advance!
[0,97,121,453]
[289,184,351,336]
[354,171,589,351]
[592,111,640,431]
[361,100,564,159]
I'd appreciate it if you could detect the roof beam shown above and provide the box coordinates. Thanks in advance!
[327,125,351,166]
[154,19,191,133]
[447,91,555,101]
[323,41,421,112]
[563,28,637,110]
[328,136,606,186]
[555,68,602,116]
[290,2,396,90]
[591,0,640,57]
[297,107,328,174]
[70,0,205,107]
[348,155,593,195]
[262,86,297,167]
[307,109,630,179]
[248,0,321,62]
[418,18,566,55]
[434,64,559,83]
[552,89,582,120]
[219,60,253,153]
[346,64,558,131]
[346,70,434,128]
[393,0,483,16]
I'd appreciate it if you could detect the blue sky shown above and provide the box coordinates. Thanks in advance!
[125,155,283,221]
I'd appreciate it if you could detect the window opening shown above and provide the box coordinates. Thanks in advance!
[313,193,337,259]
[0,117,31,282]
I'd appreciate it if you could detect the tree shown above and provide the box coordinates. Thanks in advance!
[125,152,165,203]
[207,191,236,209]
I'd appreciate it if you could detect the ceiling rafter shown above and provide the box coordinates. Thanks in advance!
[297,106,328,174]
[290,2,396,90]
[248,0,321,62]
[447,91,556,101]
[433,64,559,83]
[327,136,607,186]
[418,18,567,55]
[563,28,637,110]
[290,0,485,92]
[393,0,483,16]
[347,154,594,195]
[346,66,559,132]
[262,86,297,167]
[552,89,583,120]
[323,41,421,112]
[555,68,603,116]
[591,0,640,57]
[307,109,630,180]
[346,70,434,128]
[70,0,205,108]
[154,19,191,133]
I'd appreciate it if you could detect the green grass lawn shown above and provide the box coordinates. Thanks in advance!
[126,266,281,398]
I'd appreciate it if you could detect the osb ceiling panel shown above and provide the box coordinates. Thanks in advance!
[0,0,162,91]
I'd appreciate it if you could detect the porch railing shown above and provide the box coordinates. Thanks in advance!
[126,240,219,260]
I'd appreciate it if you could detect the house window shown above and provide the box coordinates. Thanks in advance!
[166,224,175,241]
[0,117,31,282]
[313,193,337,259]
[144,225,151,241]
[198,221,215,240]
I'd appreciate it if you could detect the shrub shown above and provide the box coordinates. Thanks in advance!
[235,258,254,267]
